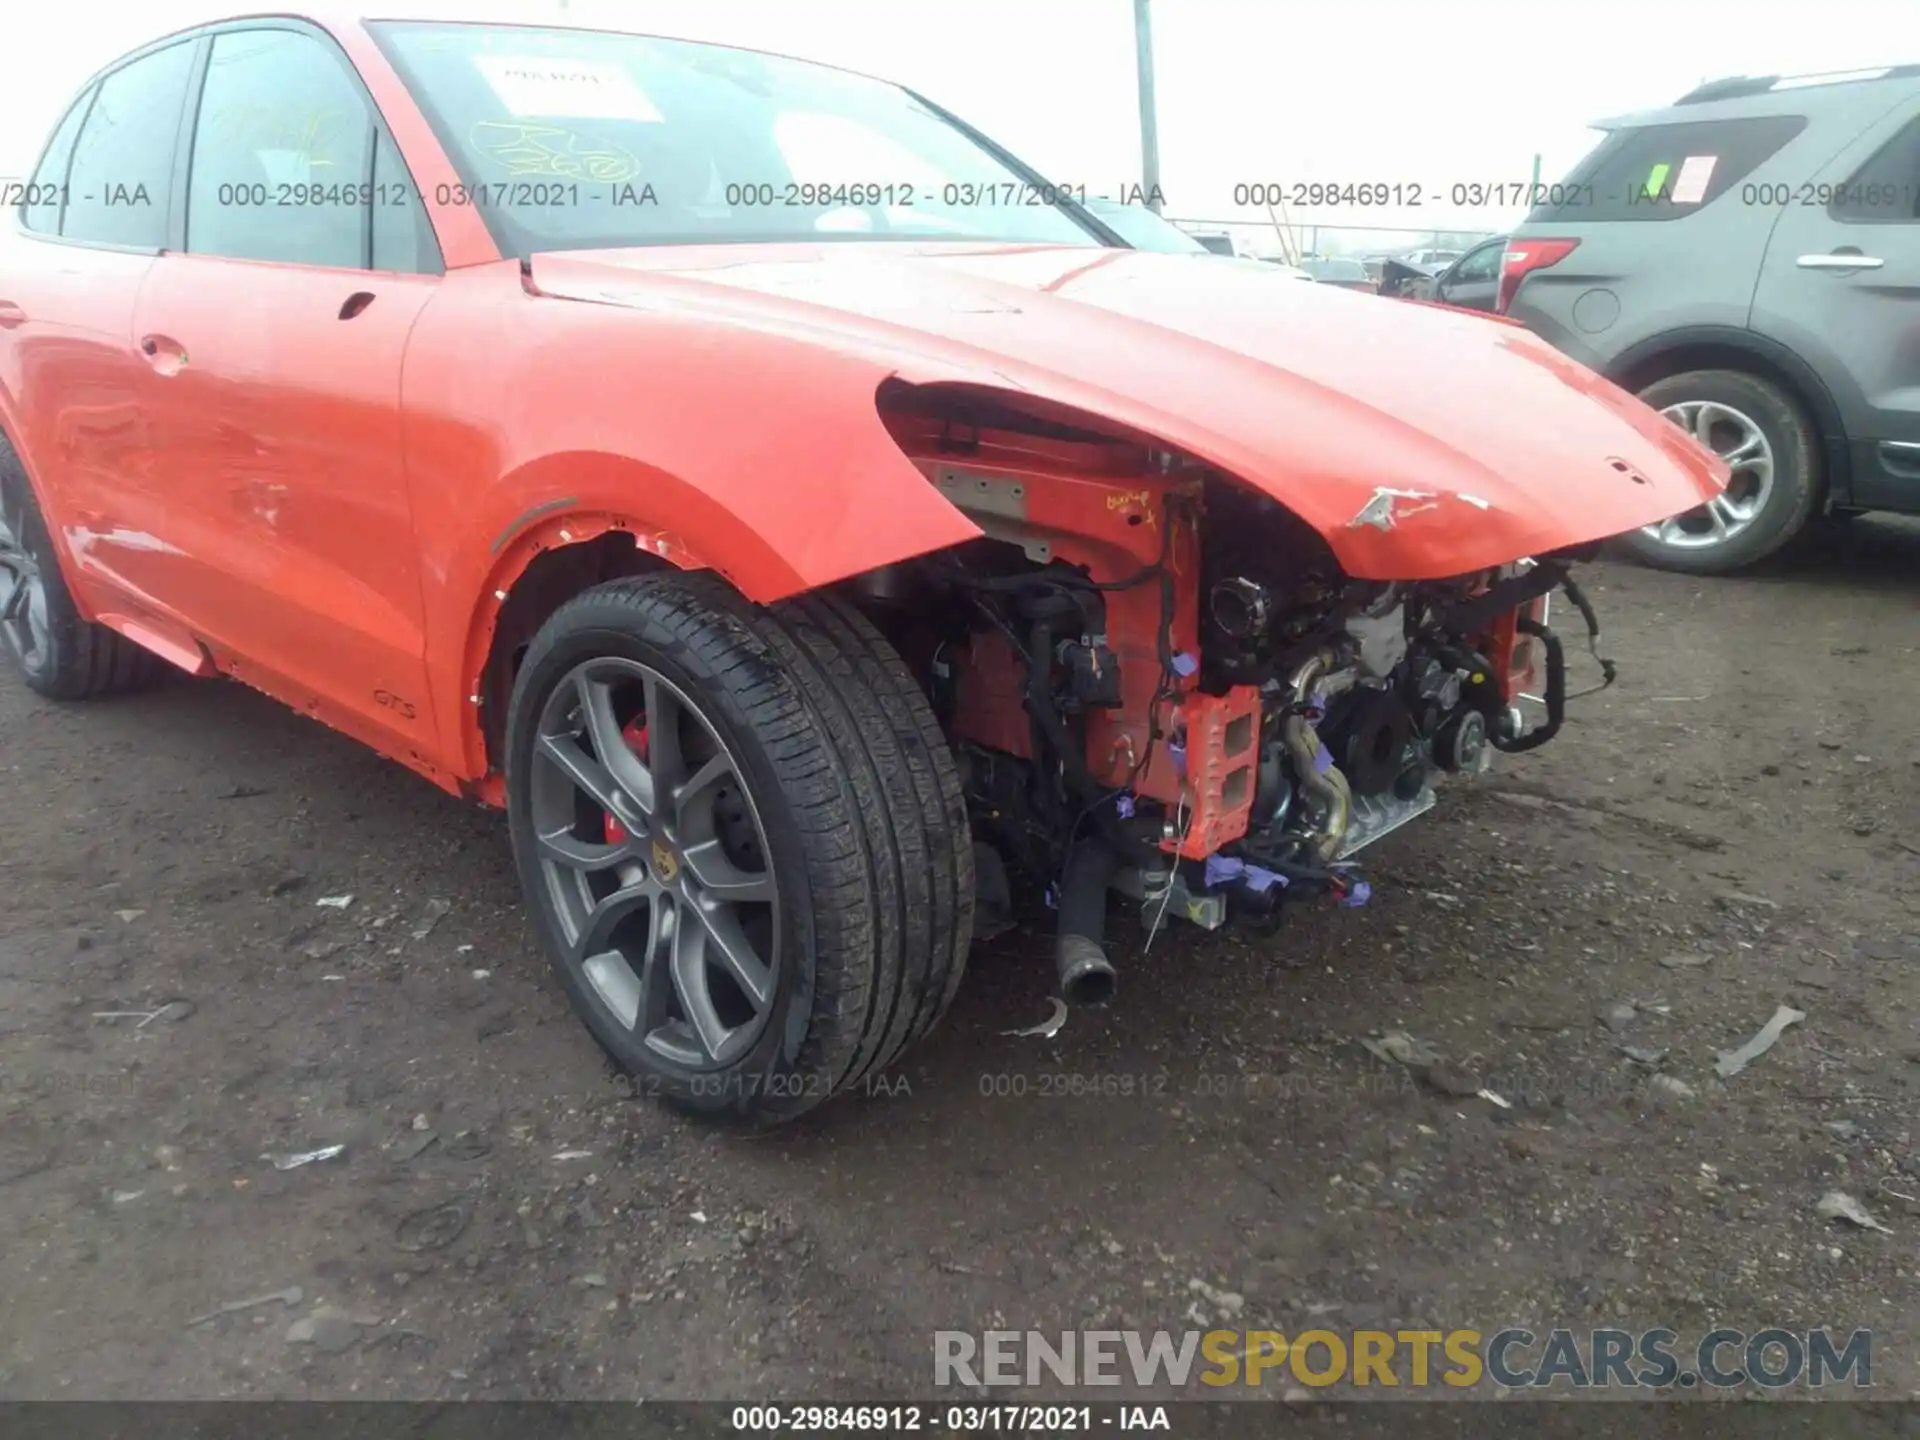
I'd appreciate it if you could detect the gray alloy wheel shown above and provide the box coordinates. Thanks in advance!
[505,573,974,1125]
[528,655,780,1072]
[1621,369,1820,575]
[0,475,51,675]
[1641,399,1775,550]
[0,441,161,699]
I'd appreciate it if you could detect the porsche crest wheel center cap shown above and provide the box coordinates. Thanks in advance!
[650,836,680,884]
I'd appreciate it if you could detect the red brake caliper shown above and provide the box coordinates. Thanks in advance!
[603,718,648,845]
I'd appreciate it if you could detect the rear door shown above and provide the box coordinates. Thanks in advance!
[0,39,198,622]
[124,22,446,746]
[1751,103,1920,510]
[1505,112,1810,368]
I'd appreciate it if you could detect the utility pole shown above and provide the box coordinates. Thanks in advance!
[1133,0,1163,212]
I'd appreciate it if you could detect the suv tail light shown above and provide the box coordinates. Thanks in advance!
[1496,238,1579,314]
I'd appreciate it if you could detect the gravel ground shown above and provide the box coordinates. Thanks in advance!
[1,520,1915,1405]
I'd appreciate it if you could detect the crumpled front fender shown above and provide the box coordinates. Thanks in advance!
[419,265,986,609]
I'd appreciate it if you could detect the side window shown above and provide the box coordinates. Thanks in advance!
[20,85,95,235]
[1453,244,1501,284]
[1527,115,1807,223]
[64,42,197,249]
[1830,113,1920,222]
[186,29,375,267]
[371,130,440,273]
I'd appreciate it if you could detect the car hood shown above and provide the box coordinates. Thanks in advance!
[528,242,1726,579]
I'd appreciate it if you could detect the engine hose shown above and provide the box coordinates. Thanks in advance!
[1493,616,1564,754]
[1557,573,1619,698]
[1436,559,1567,637]
[1278,649,1353,862]
[1055,835,1120,1006]
[1281,710,1352,862]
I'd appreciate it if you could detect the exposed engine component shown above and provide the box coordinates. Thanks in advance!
[1209,576,1270,640]
[1343,586,1409,678]
[1277,651,1355,863]
[853,401,1614,1005]
[1335,687,1419,798]
[1055,634,1124,711]
[1198,483,1348,686]
[1435,707,1490,773]
[1340,786,1438,858]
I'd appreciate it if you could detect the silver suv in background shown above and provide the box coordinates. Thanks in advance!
[1504,67,1920,572]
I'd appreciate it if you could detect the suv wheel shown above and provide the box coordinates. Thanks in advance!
[0,441,164,699]
[505,572,972,1125]
[1621,370,1819,574]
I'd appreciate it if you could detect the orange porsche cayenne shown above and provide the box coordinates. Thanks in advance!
[0,12,1725,1122]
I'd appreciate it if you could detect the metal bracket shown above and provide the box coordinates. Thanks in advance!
[933,466,1053,562]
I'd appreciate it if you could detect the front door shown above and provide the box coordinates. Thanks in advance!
[119,25,446,748]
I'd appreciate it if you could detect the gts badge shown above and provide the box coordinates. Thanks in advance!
[374,689,418,721]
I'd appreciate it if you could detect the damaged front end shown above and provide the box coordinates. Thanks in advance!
[850,385,1616,1005]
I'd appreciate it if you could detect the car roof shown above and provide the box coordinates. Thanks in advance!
[1595,64,1920,128]
[104,7,887,88]
[228,4,772,28]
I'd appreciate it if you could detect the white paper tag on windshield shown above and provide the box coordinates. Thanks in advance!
[1670,154,1717,204]
[476,56,662,121]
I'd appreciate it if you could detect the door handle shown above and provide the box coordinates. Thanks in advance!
[0,301,25,328]
[1882,441,1920,480]
[1797,252,1884,270]
[139,334,189,375]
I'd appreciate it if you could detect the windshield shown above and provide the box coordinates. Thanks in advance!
[371,22,1106,256]
[1081,199,1208,253]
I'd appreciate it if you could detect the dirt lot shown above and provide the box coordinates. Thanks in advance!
[1,521,1916,1406]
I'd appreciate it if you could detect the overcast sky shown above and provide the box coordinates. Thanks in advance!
[2,0,1898,238]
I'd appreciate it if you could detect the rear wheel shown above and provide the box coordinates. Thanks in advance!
[505,572,972,1125]
[0,441,163,698]
[1620,369,1820,574]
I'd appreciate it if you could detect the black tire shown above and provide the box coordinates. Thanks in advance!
[0,439,164,699]
[1619,369,1820,574]
[505,572,972,1125]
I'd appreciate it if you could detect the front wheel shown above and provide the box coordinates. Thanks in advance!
[505,573,972,1125]
[1619,369,1820,574]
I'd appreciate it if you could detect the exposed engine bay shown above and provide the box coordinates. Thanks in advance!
[850,385,1614,1005]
